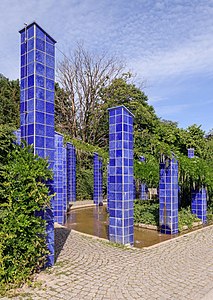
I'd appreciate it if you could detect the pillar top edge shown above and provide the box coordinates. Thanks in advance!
[19,21,57,44]
[108,105,134,118]
[54,131,64,137]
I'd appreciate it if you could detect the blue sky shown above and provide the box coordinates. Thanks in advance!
[0,0,212,133]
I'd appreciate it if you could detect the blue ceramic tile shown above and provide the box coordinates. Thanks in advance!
[36,111,44,123]
[46,90,54,102]
[46,43,54,56]
[27,63,34,75]
[46,67,54,79]
[46,55,54,67]
[28,87,34,99]
[28,38,34,51]
[46,79,54,90]
[36,75,44,87]
[21,43,26,55]
[36,26,45,40]
[28,50,34,64]
[27,25,34,39]
[21,55,26,66]
[36,38,45,51]
[36,63,45,76]
[36,50,45,64]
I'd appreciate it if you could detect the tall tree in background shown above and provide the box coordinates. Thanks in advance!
[56,43,125,143]
[0,74,19,127]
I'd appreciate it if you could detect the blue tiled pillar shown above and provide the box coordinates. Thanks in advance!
[108,105,134,245]
[191,187,207,223]
[139,156,146,162]
[133,179,136,200]
[93,153,103,205]
[140,183,148,200]
[159,157,179,234]
[188,148,194,158]
[54,132,65,225]
[188,148,207,223]
[67,142,76,203]
[19,22,56,266]
[14,129,21,144]
[139,156,148,200]
[63,145,67,223]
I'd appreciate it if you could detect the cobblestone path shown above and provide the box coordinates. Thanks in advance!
[3,225,213,300]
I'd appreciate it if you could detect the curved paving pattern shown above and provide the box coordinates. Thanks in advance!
[5,225,213,300]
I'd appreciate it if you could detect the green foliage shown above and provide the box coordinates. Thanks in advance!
[0,74,20,127]
[76,166,93,200]
[71,138,108,164]
[134,155,159,188]
[134,200,159,225]
[99,77,158,150]
[0,130,53,293]
[178,154,213,207]
[0,124,16,165]
[178,207,201,231]
[134,201,206,232]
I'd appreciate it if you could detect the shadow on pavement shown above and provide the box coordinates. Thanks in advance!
[54,226,71,262]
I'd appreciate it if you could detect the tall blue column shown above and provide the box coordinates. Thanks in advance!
[108,105,134,245]
[19,22,56,266]
[140,183,148,200]
[93,153,103,205]
[63,145,67,223]
[188,148,194,158]
[54,132,65,225]
[188,149,207,223]
[14,129,21,144]
[139,156,148,200]
[67,142,76,203]
[192,187,207,223]
[159,157,179,234]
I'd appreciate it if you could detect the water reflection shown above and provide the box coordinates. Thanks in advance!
[66,206,174,248]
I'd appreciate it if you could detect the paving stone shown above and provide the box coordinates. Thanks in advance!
[2,225,213,299]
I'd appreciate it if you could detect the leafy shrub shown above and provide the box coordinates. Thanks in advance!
[134,200,159,225]
[134,201,206,232]
[178,207,200,231]
[76,167,93,200]
[0,141,53,293]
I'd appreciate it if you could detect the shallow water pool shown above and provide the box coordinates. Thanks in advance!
[66,206,177,248]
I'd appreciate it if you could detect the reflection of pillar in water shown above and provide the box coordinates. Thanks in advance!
[108,105,134,245]
[159,157,178,234]
[93,206,102,237]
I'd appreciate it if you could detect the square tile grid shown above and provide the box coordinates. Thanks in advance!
[93,153,103,205]
[159,158,179,235]
[192,187,207,223]
[108,105,134,245]
[19,22,56,266]
[67,142,76,203]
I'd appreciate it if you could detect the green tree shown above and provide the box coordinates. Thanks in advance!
[0,125,53,292]
[0,74,20,127]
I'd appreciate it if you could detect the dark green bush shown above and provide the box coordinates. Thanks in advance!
[178,207,200,231]
[0,139,53,293]
[134,200,159,225]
